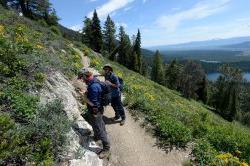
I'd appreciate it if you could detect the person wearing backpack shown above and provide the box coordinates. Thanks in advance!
[77,68,110,159]
[103,64,126,126]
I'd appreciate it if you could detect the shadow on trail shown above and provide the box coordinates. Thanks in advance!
[103,116,121,125]
[72,125,102,154]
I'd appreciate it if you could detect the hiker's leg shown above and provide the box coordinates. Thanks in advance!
[93,112,110,151]
[116,95,126,120]
[111,97,120,118]
[88,113,99,139]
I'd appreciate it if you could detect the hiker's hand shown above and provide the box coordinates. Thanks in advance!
[105,80,112,85]
[92,107,99,114]
[78,89,85,95]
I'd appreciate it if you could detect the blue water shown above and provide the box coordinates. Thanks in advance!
[207,72,250,82]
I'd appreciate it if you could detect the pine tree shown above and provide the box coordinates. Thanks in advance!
[5,0,58,24]
[133,29,141,72]
[82,17,92,47]
[130,51,138,71]
[0,0,7,8]
[118,26,131,66]
[180,60,206,99]
[91,10,102,53]
[141,59,149,78]
[151,50,164,85]
[103,15,116,55]
[212,65,244,121]
[165,59,182,90]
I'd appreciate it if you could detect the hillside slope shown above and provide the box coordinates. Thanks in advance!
[0,7,102,165]
[1,6,250,166]
[89,55,250,165]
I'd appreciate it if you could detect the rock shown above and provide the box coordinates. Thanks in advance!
[40,71,102,166]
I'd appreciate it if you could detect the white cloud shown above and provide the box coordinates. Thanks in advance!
[116,22,128,28]
[156,0,232,31]
[87,0,135,20]
[142,17,250,47]
[69,24,82,32]
[124,6,133,11]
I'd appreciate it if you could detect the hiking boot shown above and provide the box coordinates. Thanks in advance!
[120,119,125,126]
[98,150,111,159]
[93,135,100,142]
[113,116,120,121]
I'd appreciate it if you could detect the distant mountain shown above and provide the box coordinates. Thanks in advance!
[221,41,250,51]
[147,36,250,51]
[141,48,154,57]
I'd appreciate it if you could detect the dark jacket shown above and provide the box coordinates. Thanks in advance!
[105,73,120,97]
[87,78,102,112]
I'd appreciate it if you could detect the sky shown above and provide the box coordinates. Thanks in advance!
[50,0,250,47]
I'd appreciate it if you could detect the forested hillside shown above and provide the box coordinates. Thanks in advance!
[1,2,250,166]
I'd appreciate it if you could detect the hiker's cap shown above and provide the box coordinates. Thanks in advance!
[103,64,113,71]
[77,68,93,79]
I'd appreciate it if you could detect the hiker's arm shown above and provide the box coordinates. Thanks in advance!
[105,80,118,88]
[94,74,103,77]
[78,89,94,106]
[106,75,120,88]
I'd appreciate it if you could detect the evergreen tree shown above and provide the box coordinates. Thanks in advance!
[5,0,58,24]
[103,15,116,55]
[133,29,141,72]
[91,10,102,53]
[82,17,92,47]
[118,26,131,66]
[130,51,138,71]
[180,60,206,99]
[196,76,209,104]
[151,50,164,85]
[141,59,149,78]
[211,65,243,121]
[46,8,59,25]
[165,59,183,90]
[0,0,7,8]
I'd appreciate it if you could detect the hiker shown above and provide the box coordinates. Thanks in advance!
[77,68,110,159]
[103,64,126,126]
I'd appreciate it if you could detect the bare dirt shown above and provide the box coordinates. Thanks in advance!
[73,48,192,166]
[103,106,191,166]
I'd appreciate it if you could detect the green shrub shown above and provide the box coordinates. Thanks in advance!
[214,152,249,166]
[207,125,250,163]
[192,139,217,165]
[34,72,47,88]
[50,26,61,36]
[34,100,71,159]
[0,113,31,165]
[155,115,192,146]
[0,100,71,165]
[1,76,38,118]
[37,19,48,27]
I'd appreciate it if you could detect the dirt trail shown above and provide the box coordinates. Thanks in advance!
[73,47,191,166]
[103,106,191,166]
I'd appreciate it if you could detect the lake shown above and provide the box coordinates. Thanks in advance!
[207,72,250,81]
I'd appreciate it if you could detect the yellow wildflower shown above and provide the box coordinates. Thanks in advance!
[216,152,233,160]
[145,92,155,101]
[36,43,44,49]
[0,25,5,36]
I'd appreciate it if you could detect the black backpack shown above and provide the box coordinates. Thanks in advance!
[97,81,112,106]
[118,77,124,91]
[109,75,124,92]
